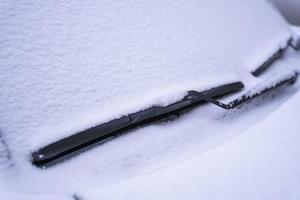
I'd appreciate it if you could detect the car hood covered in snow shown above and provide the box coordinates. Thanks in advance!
[0,0,300,199]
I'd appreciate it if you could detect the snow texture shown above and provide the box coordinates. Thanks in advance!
[0,0,300,198]
[246,70,297,98]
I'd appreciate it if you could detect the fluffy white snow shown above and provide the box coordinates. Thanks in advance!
[246,70,297,98]
[0,0,300,199]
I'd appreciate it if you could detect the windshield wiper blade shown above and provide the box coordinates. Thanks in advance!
[32,82,244,168]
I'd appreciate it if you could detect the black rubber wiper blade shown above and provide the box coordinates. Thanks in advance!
[32,82,244,168]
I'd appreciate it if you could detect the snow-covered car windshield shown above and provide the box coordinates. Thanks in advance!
[1,0,300,198]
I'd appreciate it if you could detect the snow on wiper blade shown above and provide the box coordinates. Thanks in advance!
[31,82,244,168]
